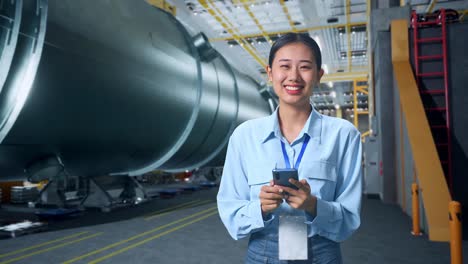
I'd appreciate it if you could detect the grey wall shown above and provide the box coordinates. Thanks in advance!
[371,6,411,204]
[374,31,396,204]
[447,23,468,238]
[393,71,428,232]
[358,114,370,133]
[371,0,401,9]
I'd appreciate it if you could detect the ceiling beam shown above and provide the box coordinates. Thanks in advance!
[320,71,368,83]
[425,0,438,13]
[239,0,273,44]
[209,22,367,42]
[346,0,352,72]
[198,0,267,68]
[279,0,298,32]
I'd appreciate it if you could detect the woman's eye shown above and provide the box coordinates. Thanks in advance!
[280,65,289,69]
[300,65,312,70]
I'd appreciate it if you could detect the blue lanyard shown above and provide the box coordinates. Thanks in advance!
[281,134,310,169]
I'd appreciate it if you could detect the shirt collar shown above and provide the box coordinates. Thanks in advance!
[261,104,322,144]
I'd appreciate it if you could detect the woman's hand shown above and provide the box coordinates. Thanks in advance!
[259,180,284,218]
[277,179,317,216]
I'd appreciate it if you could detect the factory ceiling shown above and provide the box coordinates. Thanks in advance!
[165,0,466,115]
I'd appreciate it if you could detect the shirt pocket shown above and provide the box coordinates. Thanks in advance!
[300,161,337,201]
[246,164,272,200]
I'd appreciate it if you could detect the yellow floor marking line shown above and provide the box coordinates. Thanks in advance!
[144,200,213,220]
[88,210,218,264]
[0,232,102,264]
[62,206,217,264]
[0,231,90,258]
[143,199,202,218]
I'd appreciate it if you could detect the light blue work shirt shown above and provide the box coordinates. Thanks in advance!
[217,106,362,242]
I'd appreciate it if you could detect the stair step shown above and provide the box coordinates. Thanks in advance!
[417,72,444,77]
[418,54,443,60]
[430,125,447,129]
[419,89,445,95]
[416,21,440,26]
[425,107,447,112]
[417,36,443,43]
[436,143,449,147]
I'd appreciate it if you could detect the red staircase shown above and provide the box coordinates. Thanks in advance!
[411,9,452,194]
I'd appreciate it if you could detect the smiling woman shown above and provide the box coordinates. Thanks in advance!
[217,32,363,264]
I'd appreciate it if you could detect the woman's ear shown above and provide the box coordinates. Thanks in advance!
[266,65,272,82]
[317,68,324,81]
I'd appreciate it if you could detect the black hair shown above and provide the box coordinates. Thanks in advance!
[268,32,322,69]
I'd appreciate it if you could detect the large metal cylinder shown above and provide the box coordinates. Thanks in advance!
[0,0,270,180]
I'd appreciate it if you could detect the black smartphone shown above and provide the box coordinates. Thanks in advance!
[272,168,299,190]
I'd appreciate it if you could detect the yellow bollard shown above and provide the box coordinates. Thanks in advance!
[411,183,422,235]
[449,201,462,264]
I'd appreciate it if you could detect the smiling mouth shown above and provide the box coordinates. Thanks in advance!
[284,85,303,91]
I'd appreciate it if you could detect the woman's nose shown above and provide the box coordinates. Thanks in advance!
[288,67,301,81]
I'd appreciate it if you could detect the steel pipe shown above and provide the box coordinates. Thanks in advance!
[0,0,270,180]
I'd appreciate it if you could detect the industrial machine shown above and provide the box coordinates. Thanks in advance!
[0,0,272,209]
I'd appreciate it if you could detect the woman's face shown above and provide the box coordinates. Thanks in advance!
[267,42,323,109]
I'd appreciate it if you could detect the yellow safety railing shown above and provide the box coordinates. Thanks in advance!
[360,130,370,142]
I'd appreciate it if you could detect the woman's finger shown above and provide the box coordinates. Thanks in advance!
[289,178,310,192]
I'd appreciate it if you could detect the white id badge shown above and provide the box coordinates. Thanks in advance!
[278,215,308,260]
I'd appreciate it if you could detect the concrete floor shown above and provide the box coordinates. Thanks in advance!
[0,185,466,264]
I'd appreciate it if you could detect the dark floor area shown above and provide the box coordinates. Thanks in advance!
[0,185,466,263]
[342,197,467,264]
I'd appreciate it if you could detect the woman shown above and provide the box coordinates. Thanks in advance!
[217,33,362,264]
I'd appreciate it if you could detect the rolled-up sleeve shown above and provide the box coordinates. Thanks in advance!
[306,130,362,242]
[217,134,270,240]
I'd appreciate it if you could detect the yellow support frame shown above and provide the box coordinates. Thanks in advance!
[400,103,406,213]
[366,0,374,119]
[346,0,352,72]
[360,130,370,142]
[426,0,438,13]
[353,79,369,128]
[460,10,468,21]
